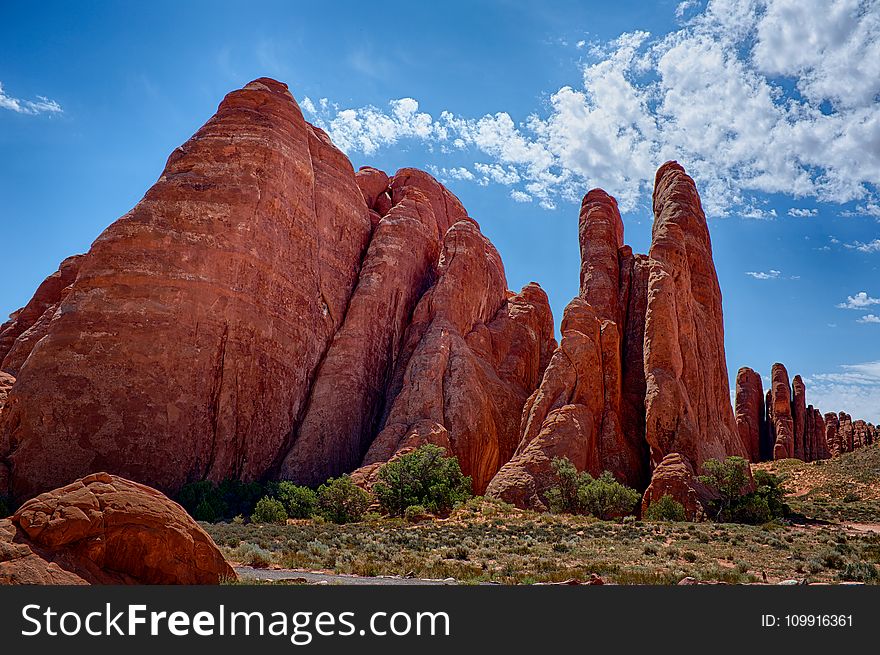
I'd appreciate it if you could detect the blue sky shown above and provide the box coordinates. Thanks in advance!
[2,0,879,420]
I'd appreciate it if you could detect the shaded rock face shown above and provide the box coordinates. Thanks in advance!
[353,221,556,494]
[734,367,765,462]
[0,255,84,376]
[0,78,555,503]
[0,473,234,584]
[825,412,841,456]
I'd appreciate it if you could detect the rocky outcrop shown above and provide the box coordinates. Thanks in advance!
[485,191,650,508]
[838,412,854,453]
[641,162,747,513]
[0,372,12,414]
[0,472,234,584]
[641,453,715,521]
[768,363,795,459]
[791,376,807,461]
[279,182,441,486]
[734,367,765,462]
[825,412,841,456]
[1,79,557,503]
[0,255,84,375]
[353,220,555,494]
[1,78,376,500]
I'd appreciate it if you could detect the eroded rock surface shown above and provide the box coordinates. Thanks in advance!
[0,473,234,584]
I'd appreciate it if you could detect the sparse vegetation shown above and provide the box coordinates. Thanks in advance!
[373,445,472,516]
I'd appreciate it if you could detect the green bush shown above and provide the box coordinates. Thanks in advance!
[404,504,430,523]
[373,445,472,516]
[645,494,687,521]
[274,481,318,519]
[699,458,788,524]
[177,479,268,523]
[545,457,583,513]
[546,458,639,519]
[250,496,288,524]
[317,475,371,524]
[839,561,879,582]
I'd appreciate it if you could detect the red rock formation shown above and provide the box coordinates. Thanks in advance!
[279,183,441,486]
[825,412,841,456]
[485,190,650,507]
[641,453,715,521]
[792,375,807,461]
[806,406,828,461]
[0,254,84,375]
[353,220,556,494]
[0,472,234,584]
[838,412,854,452]
[486,298,605,508]
[734,367,765,462]
[0,372,12,414]
[1,78,374,500]
[643,162,746,476]
[768,363,795,459]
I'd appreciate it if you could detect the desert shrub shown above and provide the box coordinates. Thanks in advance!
[273,481,318,519]
[178,480,226,522]
[373,445,472,516]
[645,494,687,521]
[177,479,268,522]
[546,458,639,519]
[578,471,641,519]
[235,542,273,568]
[404,505,430,523]
[545,457,582,513]
[317,475,371,524]
[699,457,787,524]
[251,496,288,524]
[839,561,878,582]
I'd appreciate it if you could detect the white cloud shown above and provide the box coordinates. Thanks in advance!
[745,269,781,279]
[676,0,701,19]
[787,207,818,217]
[306,0,880,215]
[0,81,62,115]
[858,314,880,323]
[844,239,880,253]
[510,190,532,203]
[806,360,880,423]
[837,291,880,309]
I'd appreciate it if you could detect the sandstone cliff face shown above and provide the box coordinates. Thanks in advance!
[485,190,651,508]
[353,220,556,494]
[0,79,556,503]
[768,363,795,460]
[734,367,765,462]
[0,473,233,584]
[643,163,746,469]
[1,78,376,500]
[0,255,84,376]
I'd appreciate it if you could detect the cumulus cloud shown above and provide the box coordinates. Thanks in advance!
[858,314,880,323]
[787,207,818,217]
[0,81,62,115]
[807,360,880,423]
[837,291,880,309]
[745,270,781,279]
[303,0,880,215]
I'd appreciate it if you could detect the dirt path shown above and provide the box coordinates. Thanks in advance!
[234,566,461,585]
